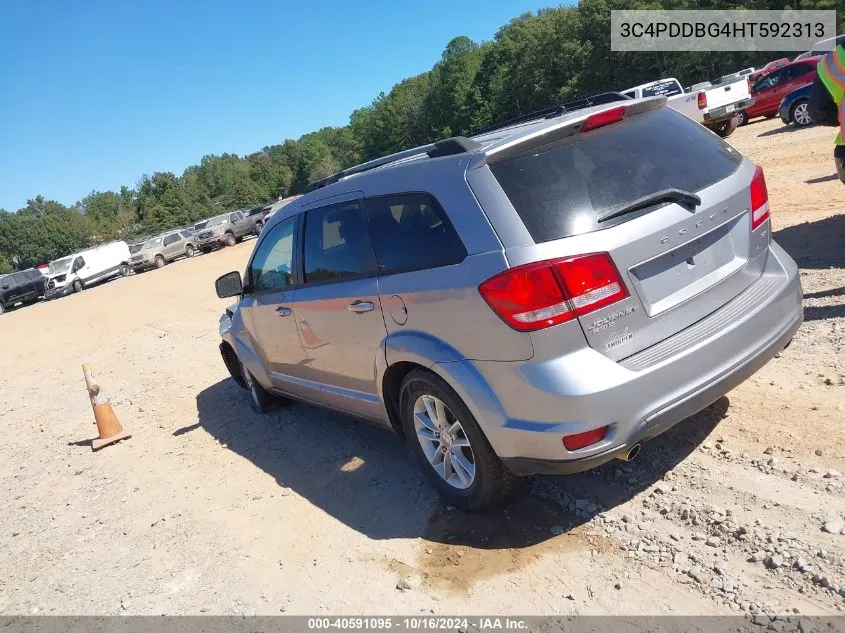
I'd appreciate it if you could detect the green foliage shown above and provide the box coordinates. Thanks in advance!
[0,0,822,271]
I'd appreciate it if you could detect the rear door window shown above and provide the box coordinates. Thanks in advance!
[489,107,742,243]
[303,201,377,284]
[366,193,466,274]
[163,234,180,246]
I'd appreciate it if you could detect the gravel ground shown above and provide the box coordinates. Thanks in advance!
[0,117,842,618]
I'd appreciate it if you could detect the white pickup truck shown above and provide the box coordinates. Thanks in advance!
[621,77,754,138]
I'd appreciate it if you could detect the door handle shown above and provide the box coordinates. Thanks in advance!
[275,306,292,317]
[347,301,374,314]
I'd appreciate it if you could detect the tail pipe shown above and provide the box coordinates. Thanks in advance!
[618,443,641,462]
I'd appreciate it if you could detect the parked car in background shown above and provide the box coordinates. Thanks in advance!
[621,76,753,138]
[214,95,802,510]
[264,195,303,221]
[750,58,790,82]
[736,57,820,125]
[45,241,131,298]
[245,203,274,234]
[196,211,255,253]
[129,229,198,272]
[794,35,845,61]
[778,83,815,127]
[0,269,47,315]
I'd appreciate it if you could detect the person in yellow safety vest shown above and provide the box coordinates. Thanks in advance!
[808,37,845,183]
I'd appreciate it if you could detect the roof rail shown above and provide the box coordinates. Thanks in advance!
[304,142,436,193]
[470,92,631,137]
[303,135,482,193]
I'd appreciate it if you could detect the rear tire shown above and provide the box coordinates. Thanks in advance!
[399,369,520,511]
[154,255,165,269]
[185,244,195,258]
[224,232,236,247]
[72,279,83,293]
[734,110,748,126]
[242,364,288,414]
[119,263,131,277]
[790,99,813,127]
[710,117,738,138]
[201,247,211,254]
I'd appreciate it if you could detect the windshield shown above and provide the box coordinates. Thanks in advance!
[195,221,208,230]
[48,257,72,275]
[205,215,228,228]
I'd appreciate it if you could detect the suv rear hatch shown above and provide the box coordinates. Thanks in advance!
[475,101,771,361]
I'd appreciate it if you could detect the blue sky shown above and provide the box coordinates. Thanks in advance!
[0,0,557,210]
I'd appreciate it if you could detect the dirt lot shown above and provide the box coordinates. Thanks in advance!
[0,118,843,617]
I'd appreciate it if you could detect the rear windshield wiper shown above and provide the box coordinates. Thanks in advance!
[597,188,702,224]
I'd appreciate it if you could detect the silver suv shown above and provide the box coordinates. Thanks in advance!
[215,96,802,510]
[129,230,198,272]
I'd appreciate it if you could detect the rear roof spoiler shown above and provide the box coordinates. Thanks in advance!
[470,92,632,137]
[482,96,666,164]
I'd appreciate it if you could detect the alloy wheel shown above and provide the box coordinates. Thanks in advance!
[793,102,812,126]
[413,394,476,489]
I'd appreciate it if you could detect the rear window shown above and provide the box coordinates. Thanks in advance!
[641,80,682,97]
[489,107,742,243]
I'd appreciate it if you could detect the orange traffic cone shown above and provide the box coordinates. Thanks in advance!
[82,363,131,451]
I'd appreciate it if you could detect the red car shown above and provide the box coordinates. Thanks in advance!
[736,57,821,125]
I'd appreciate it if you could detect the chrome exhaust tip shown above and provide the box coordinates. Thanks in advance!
[618,443,641,462]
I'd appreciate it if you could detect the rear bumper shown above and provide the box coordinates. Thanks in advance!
[439,241,802,476]
[703,97,755,123]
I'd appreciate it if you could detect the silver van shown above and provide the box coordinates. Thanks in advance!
[215,95,802,510]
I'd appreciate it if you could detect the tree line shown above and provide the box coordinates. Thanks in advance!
[1,0,838,273]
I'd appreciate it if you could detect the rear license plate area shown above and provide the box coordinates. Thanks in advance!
[629,215,747,316]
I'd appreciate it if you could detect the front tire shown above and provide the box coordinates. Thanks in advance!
[242,364,288,414]
[185,244,195,258]
[254,221,263,235]
[119,263,131,277]
[399,369,520,511]
[0,303,5,316]
[790,99,813,127]
[72,279,83,293]
[223,232,236,247]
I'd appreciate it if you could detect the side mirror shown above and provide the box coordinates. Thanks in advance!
[215,271,243,298]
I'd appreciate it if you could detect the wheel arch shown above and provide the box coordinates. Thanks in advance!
[379,331,509,446]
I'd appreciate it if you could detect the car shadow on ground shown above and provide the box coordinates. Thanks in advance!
[757,123,805,137]
[195,378,726,549]
[774,213,845,269]
[806,174,840,184]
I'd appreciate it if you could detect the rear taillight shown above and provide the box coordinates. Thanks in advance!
[563,425,609,451]
[750,164,770,230]
[581,106,626,132]
[697,91,707,109]
[478,253,629,332]
[747,77,752,93]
